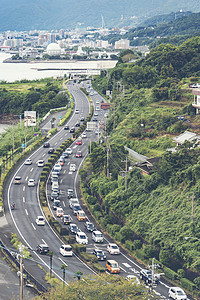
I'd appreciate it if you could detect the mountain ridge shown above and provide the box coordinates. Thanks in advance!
[0,0,199,30]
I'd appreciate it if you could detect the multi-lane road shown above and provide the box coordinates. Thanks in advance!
[5,80,192,299]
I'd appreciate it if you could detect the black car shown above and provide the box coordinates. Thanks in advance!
[52,200,61,210]
[70,127,75,133]
[73,204,81,215]
[84,222,95,232]
[43,142,50,148]
[139,269,159,285]
[93,118,97,122]
[75,122,80,127]
[68,223,79,234]
[80,117,85,122]
[62,215,72,225]
[64,125,69,130]
[62,152,69,158]
[48,148,55,154]
[50,191,59,201]
[36,244,50,255]
[93,249,106,260]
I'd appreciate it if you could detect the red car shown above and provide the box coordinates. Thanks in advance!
[76,151,82,158]
[76,140,82,145]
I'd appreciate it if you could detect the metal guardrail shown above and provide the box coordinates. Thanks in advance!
[0,239,48,294]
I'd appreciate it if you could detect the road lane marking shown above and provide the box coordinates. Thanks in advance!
[122,263,132,268]
[60,137,63,140]
[67,162,70,165]
[55,142,58,145]
[25,209,28,216]
[63,201,66,207]
[60,179,63,184]
[63,170,66,174]
[31,223,36,230]
[69,172,72,175]
[25,176,28,182]
[23,186,25,192]
[58,257,68,266]
[42,153,45,157]
[119,266,127,273]
[42,239,47,244]
[23,197,25,203]
[30,168,33,172]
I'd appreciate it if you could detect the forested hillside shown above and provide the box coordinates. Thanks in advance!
[105,12,200,47]
[80,36,200,294]
[0,79,68,116]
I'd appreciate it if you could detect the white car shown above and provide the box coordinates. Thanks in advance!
[54,163,62,170]
[107,243,120,255]
[24,158,32,165]
[66,148,72,155]
[75,109,79,114]
[37,160,44,167]
[69,198,79,208]
[56,207,64,218]
[168,287,187,300]
[28,179,35,186]
[81,132,87,138]
[59,245,73,257]
[76,231,88,244]
[96,100,100,104]
[126,275,140,285]
[70,164,76,172]
[96,106,100,111]
[36,216,45,226]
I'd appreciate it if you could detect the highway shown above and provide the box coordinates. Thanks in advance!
[5,80,192,299]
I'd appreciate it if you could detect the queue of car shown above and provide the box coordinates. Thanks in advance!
[23,95,188,300]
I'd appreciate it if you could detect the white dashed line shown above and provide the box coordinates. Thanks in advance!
[67,162,70,165]
[23,186,25,192]
[60,137,63,140]
[69,172,72,175]
[63,201,66,207]
[23,197,25,203]
[25,176,28,182]
[122,263,132,268]
[42,239,47,244]
[63,170,66,174]
[58,257,68,266]
[42,153,46,157]
[119,266,127,273]
[60,179,63,184]
[30,168,33,172]
[25,209,28,216]
[55,142,58,145]
[31,223,36,230]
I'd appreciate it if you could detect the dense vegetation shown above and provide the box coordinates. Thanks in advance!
[78,36,200,294]
[104,12,200,47]
[34,274,151,300]
[0,79,68,116]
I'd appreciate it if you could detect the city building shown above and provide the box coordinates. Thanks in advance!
[115,39,130,49]
[46,43,61,56]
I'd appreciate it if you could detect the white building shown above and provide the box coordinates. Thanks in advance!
[46,43,61,56]
[115,39,130,50]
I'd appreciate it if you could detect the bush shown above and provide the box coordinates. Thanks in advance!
[163,266,178,281]
[72,244,86,254]
[180,277,196,293]
[135,249,146,261]
[132,239,142,250]
[177,269,185,278]
[125,240,134,251]
[143,244,157,259]
[92,263,106,273]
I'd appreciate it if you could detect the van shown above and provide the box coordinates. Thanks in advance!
[52,181,59,191]
[70,164,76,172]
[77,210,86,221]
[92,230,103,243]
[76,231,88,244]
[106,260,120,274]
[56,207,64,217]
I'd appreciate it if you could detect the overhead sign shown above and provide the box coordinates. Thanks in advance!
[24,111,36,127]
[21,143,25,148]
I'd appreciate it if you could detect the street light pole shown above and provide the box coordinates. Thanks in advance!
[19,245,24,300]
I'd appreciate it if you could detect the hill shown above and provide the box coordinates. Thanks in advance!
[0,0,199,30]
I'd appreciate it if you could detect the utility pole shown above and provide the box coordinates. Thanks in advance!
[19,245,24,300]
[49,251,53,278]
[107,136,109,177]
[113,103,116,131]
[122,157,128,190]
[152,257,155,290]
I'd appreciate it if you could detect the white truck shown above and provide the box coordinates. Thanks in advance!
[86,121,97,132]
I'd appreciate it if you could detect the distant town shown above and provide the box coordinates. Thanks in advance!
[0,25,149,62]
